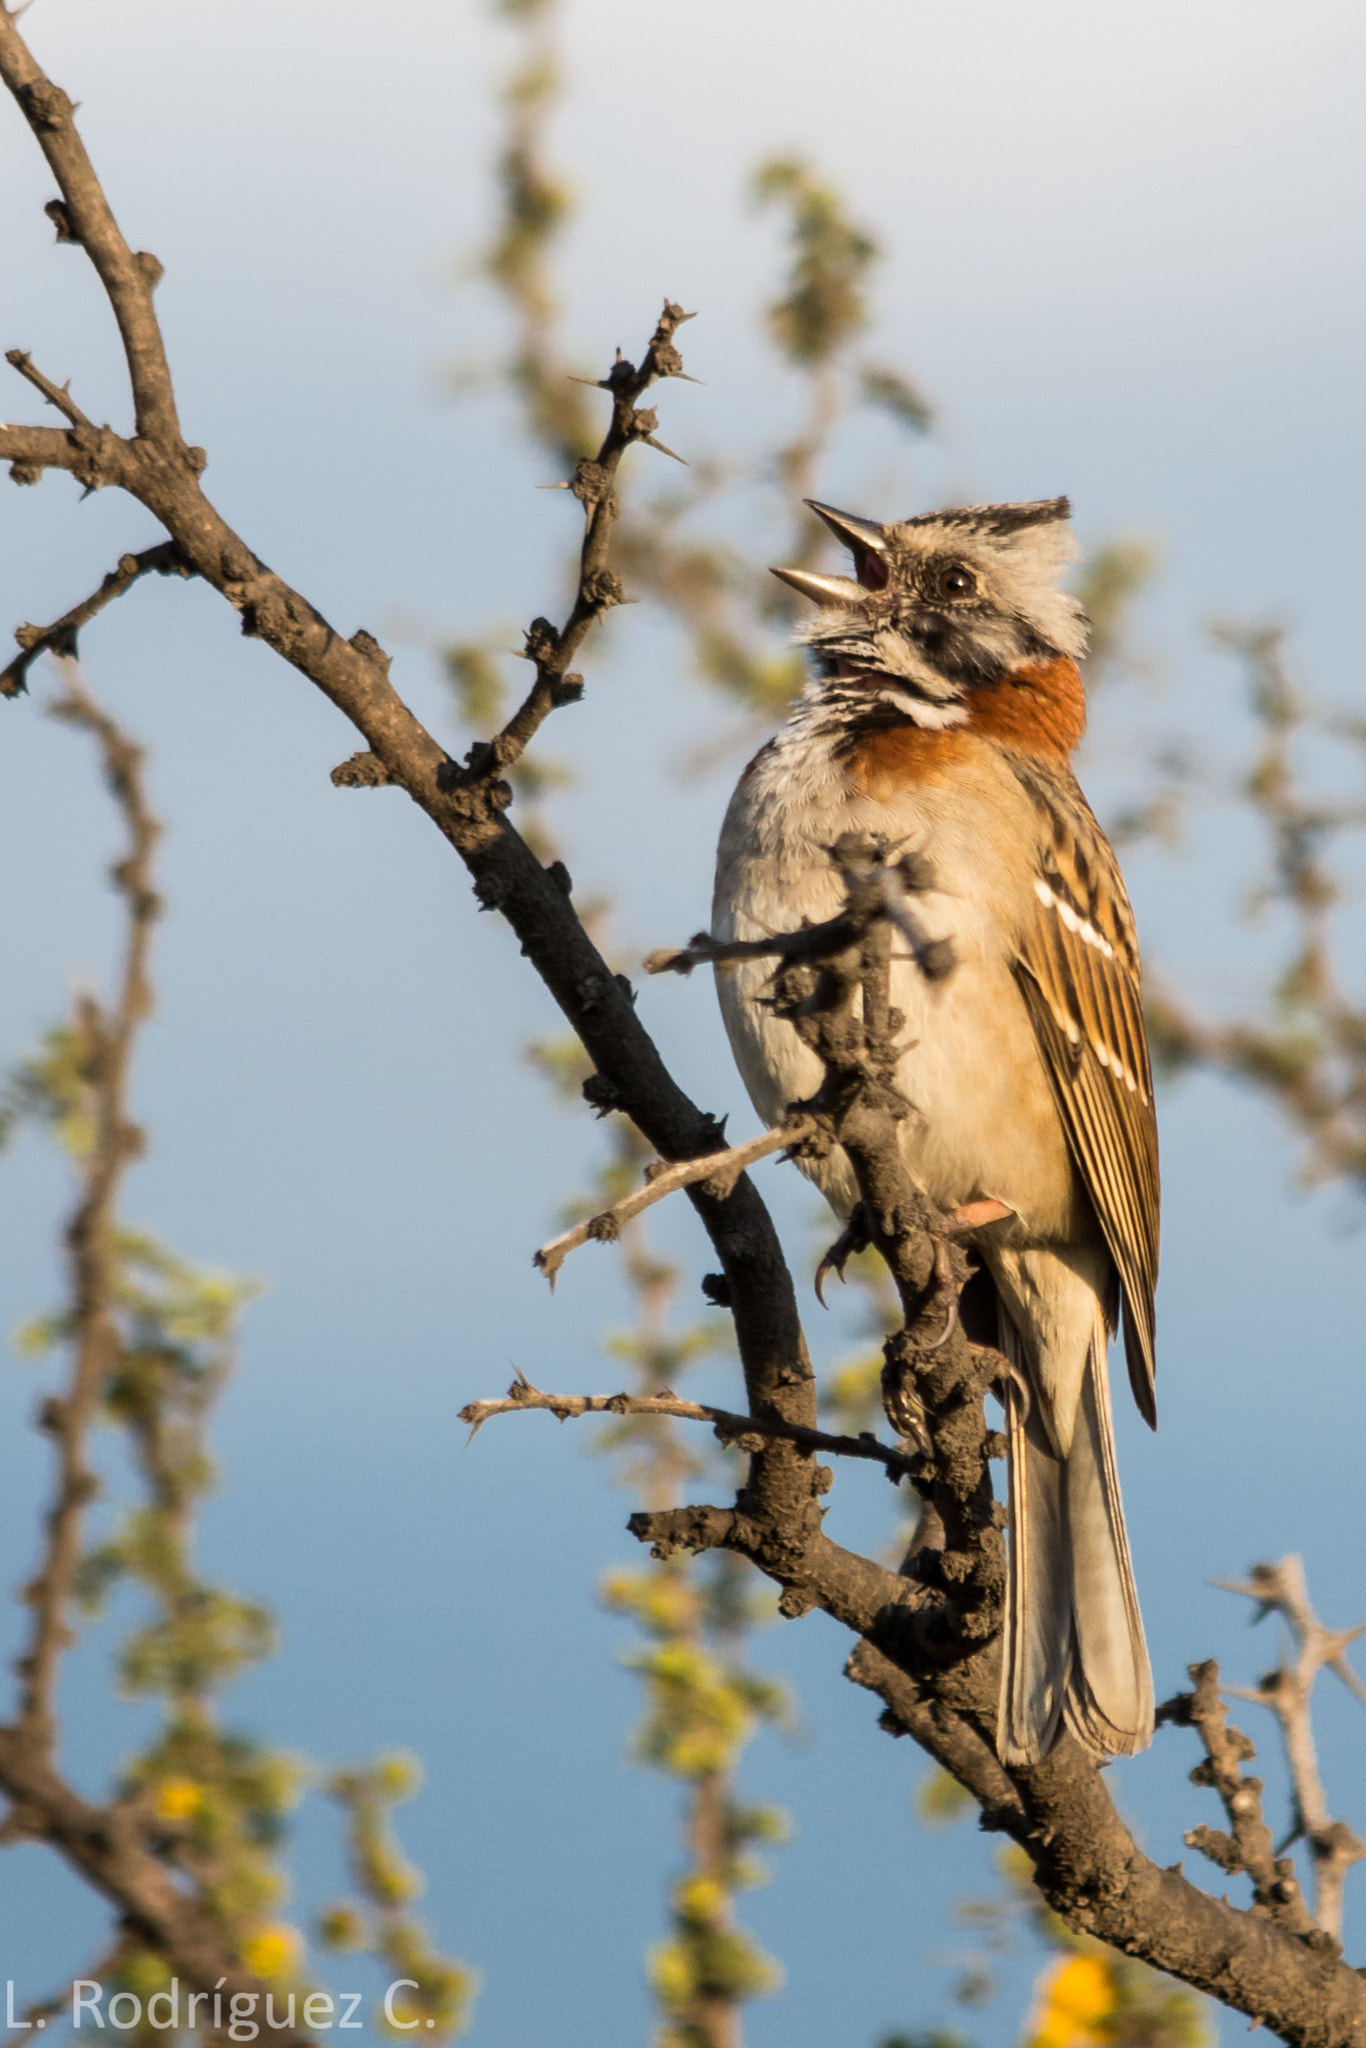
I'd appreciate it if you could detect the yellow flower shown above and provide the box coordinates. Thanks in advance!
[242,1925,301,1981]
[1027,1953,1118,2048]
[648,1941,695,2009]
[674,1875,724,1926]
[155,1776,203,1821]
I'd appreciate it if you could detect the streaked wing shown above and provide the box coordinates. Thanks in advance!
[1012,790,1160,1425]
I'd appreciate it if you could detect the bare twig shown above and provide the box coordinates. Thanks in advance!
[450,302,697,792]
[533,1115,817,1280]
[1,542,192,698]
[459,1371,920,1481]
[1218,1557,1366,1939]
[5,345,90,426]
[0,17,180,444]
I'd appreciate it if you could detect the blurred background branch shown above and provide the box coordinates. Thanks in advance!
[0,667,476,2040]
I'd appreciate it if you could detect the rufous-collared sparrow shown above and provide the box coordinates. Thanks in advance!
[711,496,1158,1765]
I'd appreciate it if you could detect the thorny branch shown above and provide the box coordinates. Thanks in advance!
[1218,1558,1366,1940]
[0,538,193,698]
[5,344,91,426]
[447,300,695,793]
[1160,1660,1319,1937]
[532,1115,817,1280]
[644,845,955,990]
[2,15,1365,2040]
[458,1370,921,1481]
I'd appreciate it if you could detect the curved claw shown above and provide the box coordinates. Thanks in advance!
[814,1203,872,1309]
[925,1291,959,1350]
[978,1345,1031,1422]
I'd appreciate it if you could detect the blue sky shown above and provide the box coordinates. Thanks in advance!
[2,3,1365,2043]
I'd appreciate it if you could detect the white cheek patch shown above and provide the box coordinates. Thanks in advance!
[869,683,969,729]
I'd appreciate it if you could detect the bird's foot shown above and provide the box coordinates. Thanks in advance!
[967,1341,1031,1419]
[880,1350,931,1455]
[814,1202,872,1307]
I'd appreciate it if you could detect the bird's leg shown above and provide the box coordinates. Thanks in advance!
[924,1198,1013,1348]
[814,1201,872,1307]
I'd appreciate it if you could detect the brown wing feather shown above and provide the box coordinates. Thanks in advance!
[1013,815,1160,1428]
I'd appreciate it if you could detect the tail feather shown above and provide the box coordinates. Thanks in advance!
[998,1305,1153,1767]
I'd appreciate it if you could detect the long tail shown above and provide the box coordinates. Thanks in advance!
[997,1305,1153,1767]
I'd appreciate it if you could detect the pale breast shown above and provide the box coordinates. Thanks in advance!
[712,720,1091,1244]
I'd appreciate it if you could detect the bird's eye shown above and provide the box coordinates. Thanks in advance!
[935,563,976,600]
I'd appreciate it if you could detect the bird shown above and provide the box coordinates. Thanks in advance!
[710,495,1158,1766]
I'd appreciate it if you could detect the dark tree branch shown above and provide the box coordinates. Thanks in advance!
[1,542,193,698]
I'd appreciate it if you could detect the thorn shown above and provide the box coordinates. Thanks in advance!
[536,480,572,490]
[567,373,608,388]
[643,435,688,466]
[1328,1654,1366,1709]
[532,1247,561,1293]
[671,372,705,385]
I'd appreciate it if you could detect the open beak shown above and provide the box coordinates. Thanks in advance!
[805,499,891,591]
[768,566,864,605]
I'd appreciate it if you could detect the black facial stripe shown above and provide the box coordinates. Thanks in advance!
[803,588,1064,698]
[896,611,1056,686]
